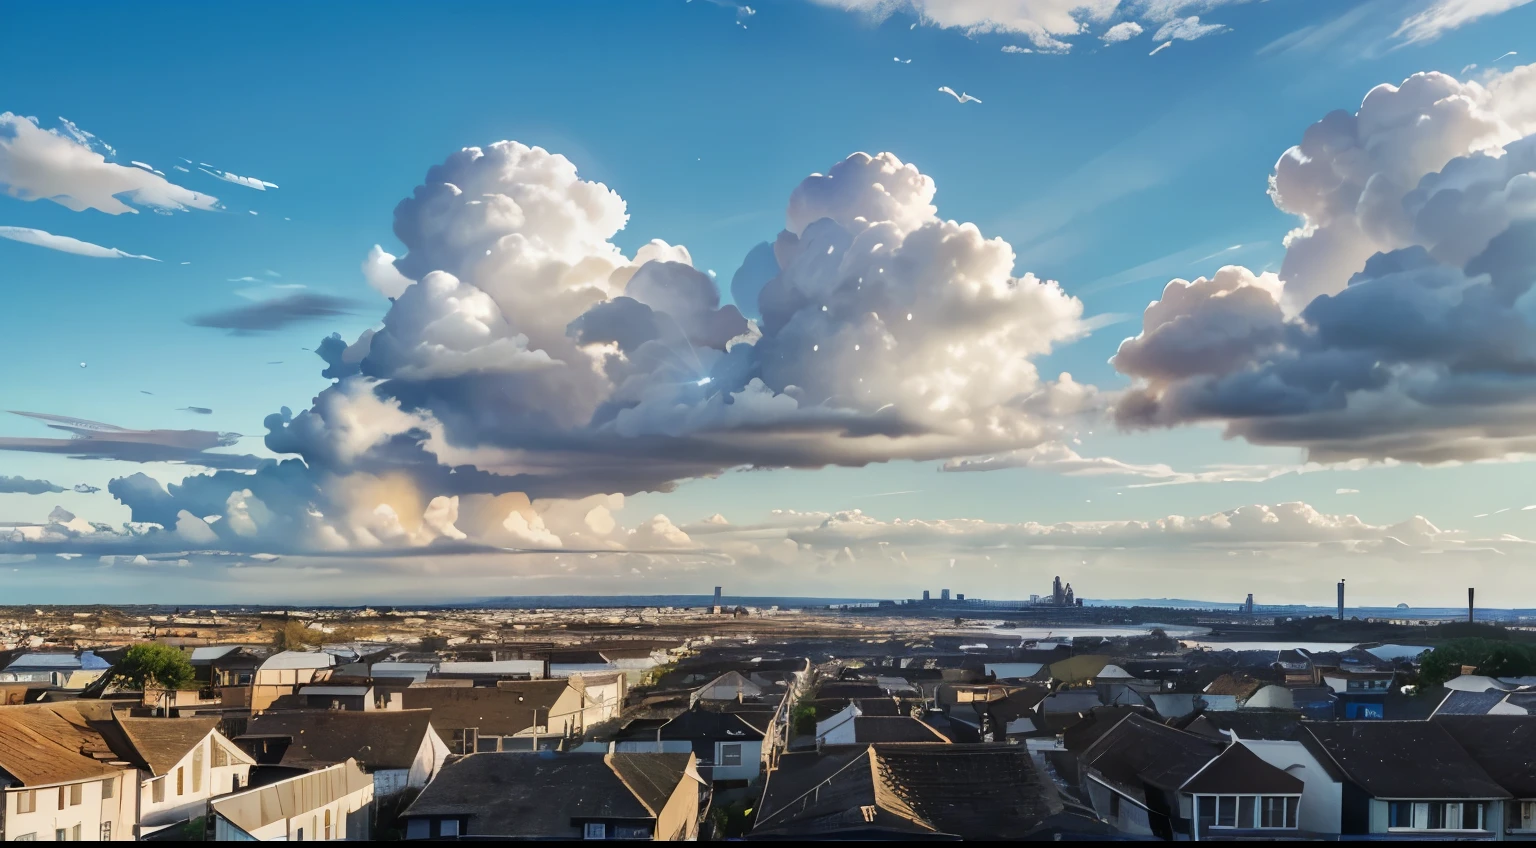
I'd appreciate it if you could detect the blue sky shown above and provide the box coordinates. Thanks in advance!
[4,0,1536,604]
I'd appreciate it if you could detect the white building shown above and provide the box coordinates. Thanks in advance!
[118,717,256,832]
[0,705,137,842]
[210,759,374,841]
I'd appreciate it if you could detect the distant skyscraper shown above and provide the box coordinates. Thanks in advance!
[1052,576,1064,605]
[1064,583,1074,606]
[923,590,930,601]
[956,593,965,602]
[941,589,950,601]
[1245,593,1254,615]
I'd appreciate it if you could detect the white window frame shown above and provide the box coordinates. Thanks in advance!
[1199,794,1300,830]
[1388,800,1490,833]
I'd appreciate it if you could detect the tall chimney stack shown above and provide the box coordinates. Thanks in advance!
[1469,587,1475,624]
[1337,580,1345,621]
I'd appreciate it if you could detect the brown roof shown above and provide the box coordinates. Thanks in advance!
[1203,674,1263,700]
[0,704,122,786]
[239,709,434,772]
[116,717,219,777]
[1181,742,1304,795]
[402,680,571,740]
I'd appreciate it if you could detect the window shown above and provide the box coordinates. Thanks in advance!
[1216,796,1237,828]
[325,810,332,840]
[71,825,80,841]
[441,819,460,837]
[295,828,304,840]
[1520,801,1536,831]
[192,746,204,792]
[455,728,479,755]
[17,789,36,813]
[406,820,430,840]
[1237,795,1255,828]
[153,777,165,803]
[1389,801,1488,831]
[176,766,184,795]
[213,744,229,768]
[100,823,112,841]
[1260,797,1299,828]
[13,834,35,842]
[101,778,114,799]
[720,743,743,767]
[69,783,82,806]
[584,822,607,840]
[57,786,66,809]
[55,830,67,842]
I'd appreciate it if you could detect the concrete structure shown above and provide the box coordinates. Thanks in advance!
[252,651,336,712]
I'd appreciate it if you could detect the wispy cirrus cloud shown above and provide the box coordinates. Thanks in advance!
[0,114,217,215]
[0,226,158,260]
[1396,0,1535,45]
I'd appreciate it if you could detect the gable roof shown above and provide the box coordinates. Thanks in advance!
[1078,714,1223,805]
[113,717,219,777]
[1181,741,1303,795]
[1304,721,1510,800]
[1199,710,1304,742]
[607,753,698,815]
[403,752,684,836]
[212,759,371,836]
[239,709,434,771]
[754,744,1061,840]
[401,679,574,739]
[1433,716,1536,798]
[0,704,122,786]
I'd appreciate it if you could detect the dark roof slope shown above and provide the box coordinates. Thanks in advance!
[403,752,680,837]
[116,717,218,777]
[1182,743,1304,795]
[874,744,1061,839]
[239,709,434,771]
[607,753,694,816]
[1305,721,1510,800]
[659,709,764,742]
[1079,714,1223,804]
[754,744,1061,840]
[1434,716,1536,797]
[853,717,949,743]
[401,680,569,739]
[1200,710,1304,742]
[1433,690,1507,716]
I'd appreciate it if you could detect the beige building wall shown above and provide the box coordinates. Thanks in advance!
[650,755,702,842]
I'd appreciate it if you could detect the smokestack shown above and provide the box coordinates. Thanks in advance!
[1337,580,1345,621]
[1469,587,1475,624]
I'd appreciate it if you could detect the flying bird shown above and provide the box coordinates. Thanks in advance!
[937,86,981,104]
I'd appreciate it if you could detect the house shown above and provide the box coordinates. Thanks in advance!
[752,744,1066,839]
[658,708,766,782]
[237,709,450,798]
[816,704,949,745]
[251,651,337,712]
[1320,669,1395,720]
[1076,713,1223,838]
[693,670,764,702]
[210,758,374,841]
[188,646,265,689]
[291,683,400,712]
[1303,721,1510,837]
[400,752,703,840]
[1239,738,1345,834]
[0,704,138,842]
[107,716,256,831]
[0,651,111,689]
[401,678,587,753]
[1180,741,1305,838]
[1435,716,1536,838]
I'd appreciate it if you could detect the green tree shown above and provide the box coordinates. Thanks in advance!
[112,643,195,691]
[269,620,319,651]
[790,697,817,736]
[1418,638,1536,689]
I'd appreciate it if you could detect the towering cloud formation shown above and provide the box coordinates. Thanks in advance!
[91,143,1090,555]
[1113,64,1536,463]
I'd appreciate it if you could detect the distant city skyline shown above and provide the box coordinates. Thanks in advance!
[5,0,1536,605]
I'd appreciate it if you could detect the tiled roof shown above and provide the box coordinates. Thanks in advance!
[239,709,433,771]
[116,717,218,777]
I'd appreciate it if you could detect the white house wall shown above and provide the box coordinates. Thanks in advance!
[1240,740,1342,835]
[2,771,136,842]
[137,732,254,828]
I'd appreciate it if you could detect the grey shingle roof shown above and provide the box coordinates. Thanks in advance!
[1304,721,1510,800]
